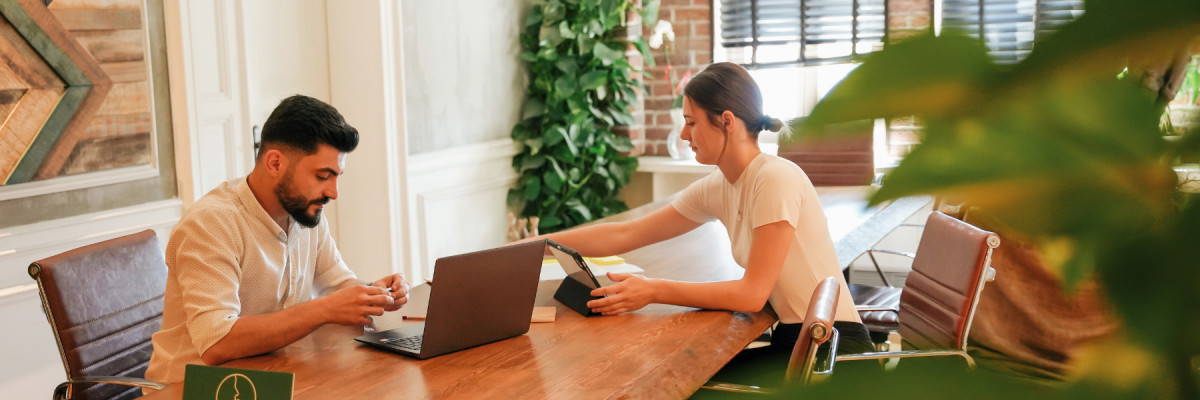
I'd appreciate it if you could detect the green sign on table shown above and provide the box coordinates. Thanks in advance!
[182,364,293,400]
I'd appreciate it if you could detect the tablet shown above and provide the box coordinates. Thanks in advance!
[545,239,603,289]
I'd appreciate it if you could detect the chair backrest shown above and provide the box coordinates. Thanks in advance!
[784,276,840,385]
[28,230,167,400]
[899,212,999,352]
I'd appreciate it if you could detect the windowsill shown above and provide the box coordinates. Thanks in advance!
[635,156,717,174]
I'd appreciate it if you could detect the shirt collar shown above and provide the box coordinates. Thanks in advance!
[234,178,290,242]
[729,152,767,189]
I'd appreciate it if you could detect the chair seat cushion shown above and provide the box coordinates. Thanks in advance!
[849,284,902,331]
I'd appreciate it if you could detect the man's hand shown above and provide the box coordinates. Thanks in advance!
[371,273,410,312]
[317,285,394,325]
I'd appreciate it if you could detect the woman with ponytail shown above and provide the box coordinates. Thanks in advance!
[531,62,874,381]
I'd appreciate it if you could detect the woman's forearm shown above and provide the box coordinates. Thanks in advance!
[650,279,771,313]
[543,222,638,257]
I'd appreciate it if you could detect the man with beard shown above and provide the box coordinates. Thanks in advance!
[145,95,409,385]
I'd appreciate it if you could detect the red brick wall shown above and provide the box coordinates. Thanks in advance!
[888,0,932,42]
[640,0,712,156]
[886,0,931,159]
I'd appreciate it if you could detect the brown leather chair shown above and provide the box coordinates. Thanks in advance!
[699,277,842,394]
[28,230,168,400]
[839,211,1000,367]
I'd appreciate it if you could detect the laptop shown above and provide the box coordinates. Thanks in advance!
[354,240,546,359]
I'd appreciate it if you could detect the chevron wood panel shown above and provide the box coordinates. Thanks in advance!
[0,6,67,182]
[0,0,157,184]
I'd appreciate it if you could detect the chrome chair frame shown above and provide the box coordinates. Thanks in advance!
[842,234,1000,368]
[852,222,923,288]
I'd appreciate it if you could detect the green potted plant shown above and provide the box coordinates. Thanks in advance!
[507,0,660,235]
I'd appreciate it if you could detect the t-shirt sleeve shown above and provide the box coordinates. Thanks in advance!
[313,215,357,294]
[670,173,719,223]
[170,210,245,358]
[749,163,805,229]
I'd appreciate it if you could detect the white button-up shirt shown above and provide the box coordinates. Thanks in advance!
[146,178,357,384]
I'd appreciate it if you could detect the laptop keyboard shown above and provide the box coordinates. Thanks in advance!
[379,334,423,352]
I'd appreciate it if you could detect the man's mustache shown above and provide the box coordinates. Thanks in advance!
[311,197,331,206]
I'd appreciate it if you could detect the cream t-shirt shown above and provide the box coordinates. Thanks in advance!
[671,153,861,324]
[145,178,357,385]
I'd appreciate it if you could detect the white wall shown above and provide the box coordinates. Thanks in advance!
[407,140,519,281]
[240,0,343,235]
[400,0,529,155]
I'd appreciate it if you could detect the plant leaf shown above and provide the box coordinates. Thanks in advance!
[806,34,999,127]
[605,134,634,152]
[524,138,543,155]
[555,75,578,98]
[523,176,541,201]
[555,58,579,75]
[539,24,563,47]
[579,69,608,90]
[544,169,565,192]
[641,0,660,28]
[593,42,624,66]
[539,214,562,229]
[632,36,655,67]
[519,154,546,172]
[521,99,545,120]
[558,20,576,39]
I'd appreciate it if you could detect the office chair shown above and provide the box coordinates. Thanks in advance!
[841,211,1000,368]
[699,276,842,394]
[28,230,168,400]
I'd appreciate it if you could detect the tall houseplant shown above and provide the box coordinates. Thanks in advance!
[508,0,658,233]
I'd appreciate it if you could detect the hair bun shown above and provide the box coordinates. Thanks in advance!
[762,116,784,132]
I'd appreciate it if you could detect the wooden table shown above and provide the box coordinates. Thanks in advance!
[143,198,775,400]
[142,186,904,399]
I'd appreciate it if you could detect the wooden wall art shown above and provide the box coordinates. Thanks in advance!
[0,0,154,186]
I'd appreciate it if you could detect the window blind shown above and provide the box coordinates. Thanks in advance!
[720,0,887,69]
[1035,0,1085,40]
[942,0,1084,65]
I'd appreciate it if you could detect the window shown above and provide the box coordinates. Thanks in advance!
[940,0,1084,64]
[719,0,888,69]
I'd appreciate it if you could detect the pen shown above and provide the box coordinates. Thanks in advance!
[424,279,433,286]
[402,316,426,320]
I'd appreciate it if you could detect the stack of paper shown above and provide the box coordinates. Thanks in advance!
[539,256,645,281]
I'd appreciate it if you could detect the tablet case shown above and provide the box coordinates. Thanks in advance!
[554,275,601,317]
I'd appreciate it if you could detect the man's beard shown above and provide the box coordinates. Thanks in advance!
[274,169,330,228]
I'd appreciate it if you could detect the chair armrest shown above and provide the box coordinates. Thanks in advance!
[855,305,898,313]
[699,382,779,394]
[54,376,166,400]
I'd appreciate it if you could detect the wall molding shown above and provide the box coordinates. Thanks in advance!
[0,165,159,202]
[0,199,183,290]
[407,138,519,280]
[409,138,519,175]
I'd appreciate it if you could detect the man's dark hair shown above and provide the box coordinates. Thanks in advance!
[258,95,359,159]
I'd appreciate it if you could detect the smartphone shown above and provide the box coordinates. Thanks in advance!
[545,239,603,289]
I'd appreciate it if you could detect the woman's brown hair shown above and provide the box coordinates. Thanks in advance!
[682,62,783,139]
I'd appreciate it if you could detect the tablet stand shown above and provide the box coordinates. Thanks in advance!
[554,276,601,317]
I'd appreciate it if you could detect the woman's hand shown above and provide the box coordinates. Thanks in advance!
[587,272,659,315]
